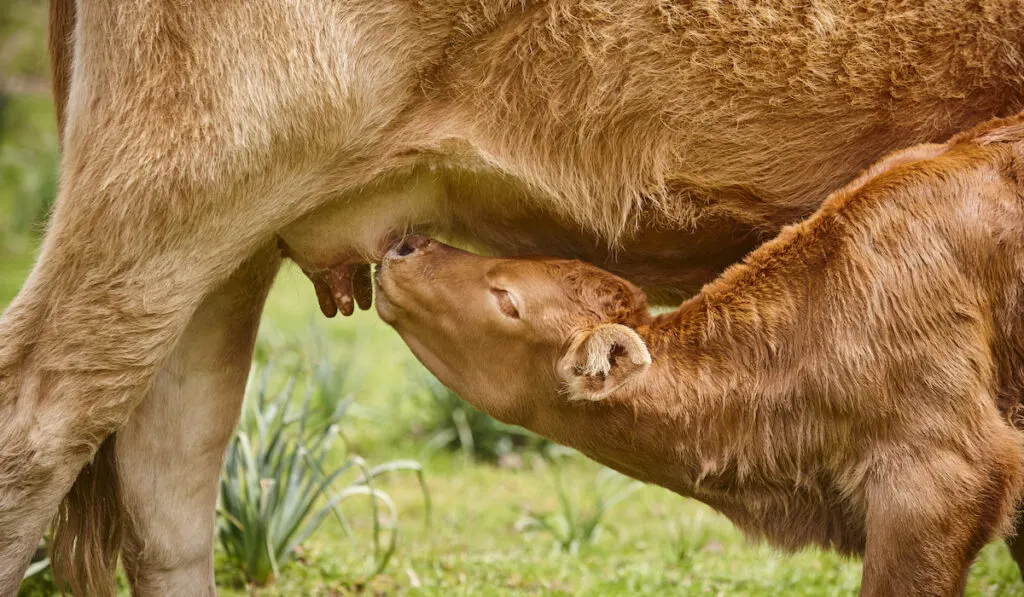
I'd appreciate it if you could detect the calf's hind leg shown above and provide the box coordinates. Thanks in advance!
[117,245,280,596]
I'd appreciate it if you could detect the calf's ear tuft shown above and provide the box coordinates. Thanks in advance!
[560,324,650,401]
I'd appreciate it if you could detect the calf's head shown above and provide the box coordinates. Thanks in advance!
[374,235,652,424]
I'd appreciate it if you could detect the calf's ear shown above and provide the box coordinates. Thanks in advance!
[560,324,651,401]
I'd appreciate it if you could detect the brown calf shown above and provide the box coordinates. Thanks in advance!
[6,1,1024,594]
[374,115,1024,596]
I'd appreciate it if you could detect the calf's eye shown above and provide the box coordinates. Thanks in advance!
[491,288,520,319]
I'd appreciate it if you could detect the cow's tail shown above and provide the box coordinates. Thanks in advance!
[50,436,124,597]
[46,2,126,596]
[48,0,74,144]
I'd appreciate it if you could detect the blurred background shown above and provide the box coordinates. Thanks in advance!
[2,2,1022,595]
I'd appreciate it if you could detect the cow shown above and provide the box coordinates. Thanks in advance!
[372,113,1024,597]
[3,1,1024,594]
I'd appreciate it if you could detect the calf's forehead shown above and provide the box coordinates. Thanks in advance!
[505,262,636,328]
[498,260,604,295]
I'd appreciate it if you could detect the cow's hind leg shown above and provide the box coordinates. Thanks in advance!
[0,1,415,592]
[0,143,300,593]
[0,54,306,597]
[0,212,270,594]
[115,245,280,596]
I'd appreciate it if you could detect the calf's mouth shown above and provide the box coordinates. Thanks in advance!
[373,234,437,324]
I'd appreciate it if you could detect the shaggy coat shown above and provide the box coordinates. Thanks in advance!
[373,114,1024,596]
[5,1,1024,594]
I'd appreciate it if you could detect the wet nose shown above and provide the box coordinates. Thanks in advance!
[387,235,432,260]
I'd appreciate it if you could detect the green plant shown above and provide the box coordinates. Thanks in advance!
[217,364,429,586]
[252,318,389,429]
[668,510,713,566]
[515,448,641,553]
[18,539,54,596]
[0,95,59,241]
[21,557,48,581]
[416,372,545,464]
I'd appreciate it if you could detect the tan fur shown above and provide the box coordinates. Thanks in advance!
[50,437,122,597]
[374,114,1024,596]
[117,245,280,596]
[6,0,1024,593]
[47,0,74,146]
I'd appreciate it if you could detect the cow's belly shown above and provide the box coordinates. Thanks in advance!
[277,165,447,268]
[442,203,765,302]
[278,161,767,304]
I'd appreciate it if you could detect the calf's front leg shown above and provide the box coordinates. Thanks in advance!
[860,452,1020,597]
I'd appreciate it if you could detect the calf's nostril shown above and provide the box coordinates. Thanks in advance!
[392,235,432,257]
[395,240,415,257]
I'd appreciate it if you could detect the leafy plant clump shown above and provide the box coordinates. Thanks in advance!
[17,539,53,596]
[416,372,546,464]
[218,364,429,586]
[515,448,642,553]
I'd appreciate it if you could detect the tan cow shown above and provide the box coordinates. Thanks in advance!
[374,113,1024,597]
[4,1,1024,595]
